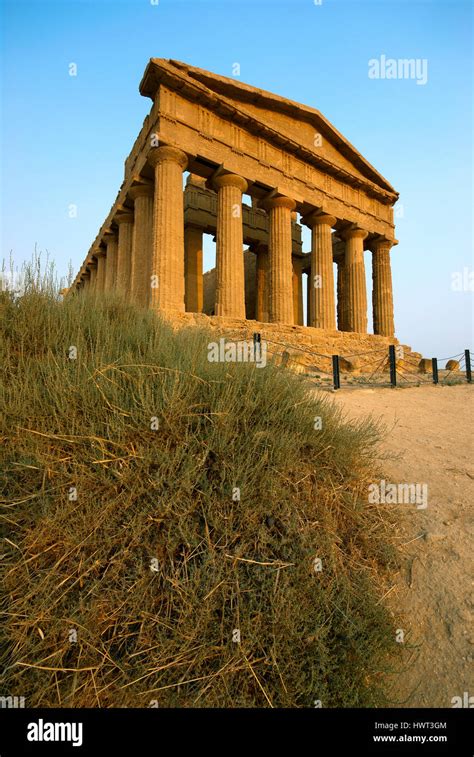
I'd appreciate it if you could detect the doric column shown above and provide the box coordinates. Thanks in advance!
[266,195,296,324]
[213,173,248,318]
[129,184,154,307]
[292,257,304,326]
[370,237,395,336]
[95,249,106,293]
[104,231,118,291]
[89,263,97,291]
[148,146,188,313]
[115,212,134,300]
[305,270,312,326]
[82,273,90,292]
[255,244,269,322]
[336,259,347,331]
[184,225,203,313]
[341,227,368,333]
[306,212,337,329]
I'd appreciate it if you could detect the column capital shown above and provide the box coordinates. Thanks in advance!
[87,260,97,270]
[304,211,337,228]
[148,145,188,170]
[115,211,134,225]
[368,235,398,252]
[212,172,248,193]
[341,226,368,242]
[92,246,106,258]
[264,194,296,212]
[128,184,154,201]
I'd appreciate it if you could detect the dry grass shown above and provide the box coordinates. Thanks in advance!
[1,277,402,707]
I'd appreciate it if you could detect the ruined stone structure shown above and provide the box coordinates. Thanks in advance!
[71,59,398,339]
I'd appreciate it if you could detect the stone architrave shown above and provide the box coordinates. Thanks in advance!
[148,145,188,312]
[213,173,247,318]
[342,227,368,333]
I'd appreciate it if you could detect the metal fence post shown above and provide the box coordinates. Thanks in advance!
[432,357,439,384]
[465,349,472,383]
[389,345,397,387]
[253,332,261,362]
[332,355,340,390]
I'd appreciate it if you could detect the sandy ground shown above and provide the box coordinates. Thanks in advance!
[329,384,474,708]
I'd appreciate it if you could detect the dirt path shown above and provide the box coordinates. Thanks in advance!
[329,384,474,708]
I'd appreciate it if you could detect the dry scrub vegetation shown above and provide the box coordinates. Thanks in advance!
[1,279,403,707]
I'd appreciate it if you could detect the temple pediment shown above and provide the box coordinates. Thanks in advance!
[140,58,397,201]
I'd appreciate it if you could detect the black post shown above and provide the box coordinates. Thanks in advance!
[389,345,397,387]
[432,357,439,384]
[465,349,472,383]
[332,354,340,390]
[253,332,261,362]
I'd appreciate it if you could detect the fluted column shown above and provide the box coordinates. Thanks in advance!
[95,249,106,294]
[266,196,296,324]
[104,232,118,291]
[184,225,203,313]
[336,259,347,331]
[82,273,90,292]
[129,185,154,307]
[89,263,97,292]
[213,173,247,318]
[371,237,395,336]
[341,227,368,333]
[292,258,304,326]
[116,212,134,300]
[148,146,188,312]
[306,213,337,329]
[305,270,312,326]
[255,244,269,322]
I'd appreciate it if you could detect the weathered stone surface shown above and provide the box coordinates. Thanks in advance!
[446,359,460,372]
[213,173,247,319]
[306,212,336,330]
[149,146,188,313]
[266,196,296,325]
[103,232,118,291]
[116,212,134,300]
[70,59,401,347]
[370,237,395,337]
[184,226,203,313]
[129,184,154,307]
[342,227,368,334]
[419,358,432,374]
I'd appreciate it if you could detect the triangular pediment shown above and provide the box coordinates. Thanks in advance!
[140,58,398,200]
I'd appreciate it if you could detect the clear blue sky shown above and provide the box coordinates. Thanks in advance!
[1,0,472,359]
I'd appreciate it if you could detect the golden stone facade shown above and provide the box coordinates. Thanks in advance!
[71,59,398,337]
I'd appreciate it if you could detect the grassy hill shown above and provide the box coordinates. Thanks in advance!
[1,285,400,707]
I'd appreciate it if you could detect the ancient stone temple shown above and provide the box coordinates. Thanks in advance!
[71,58,398,339]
